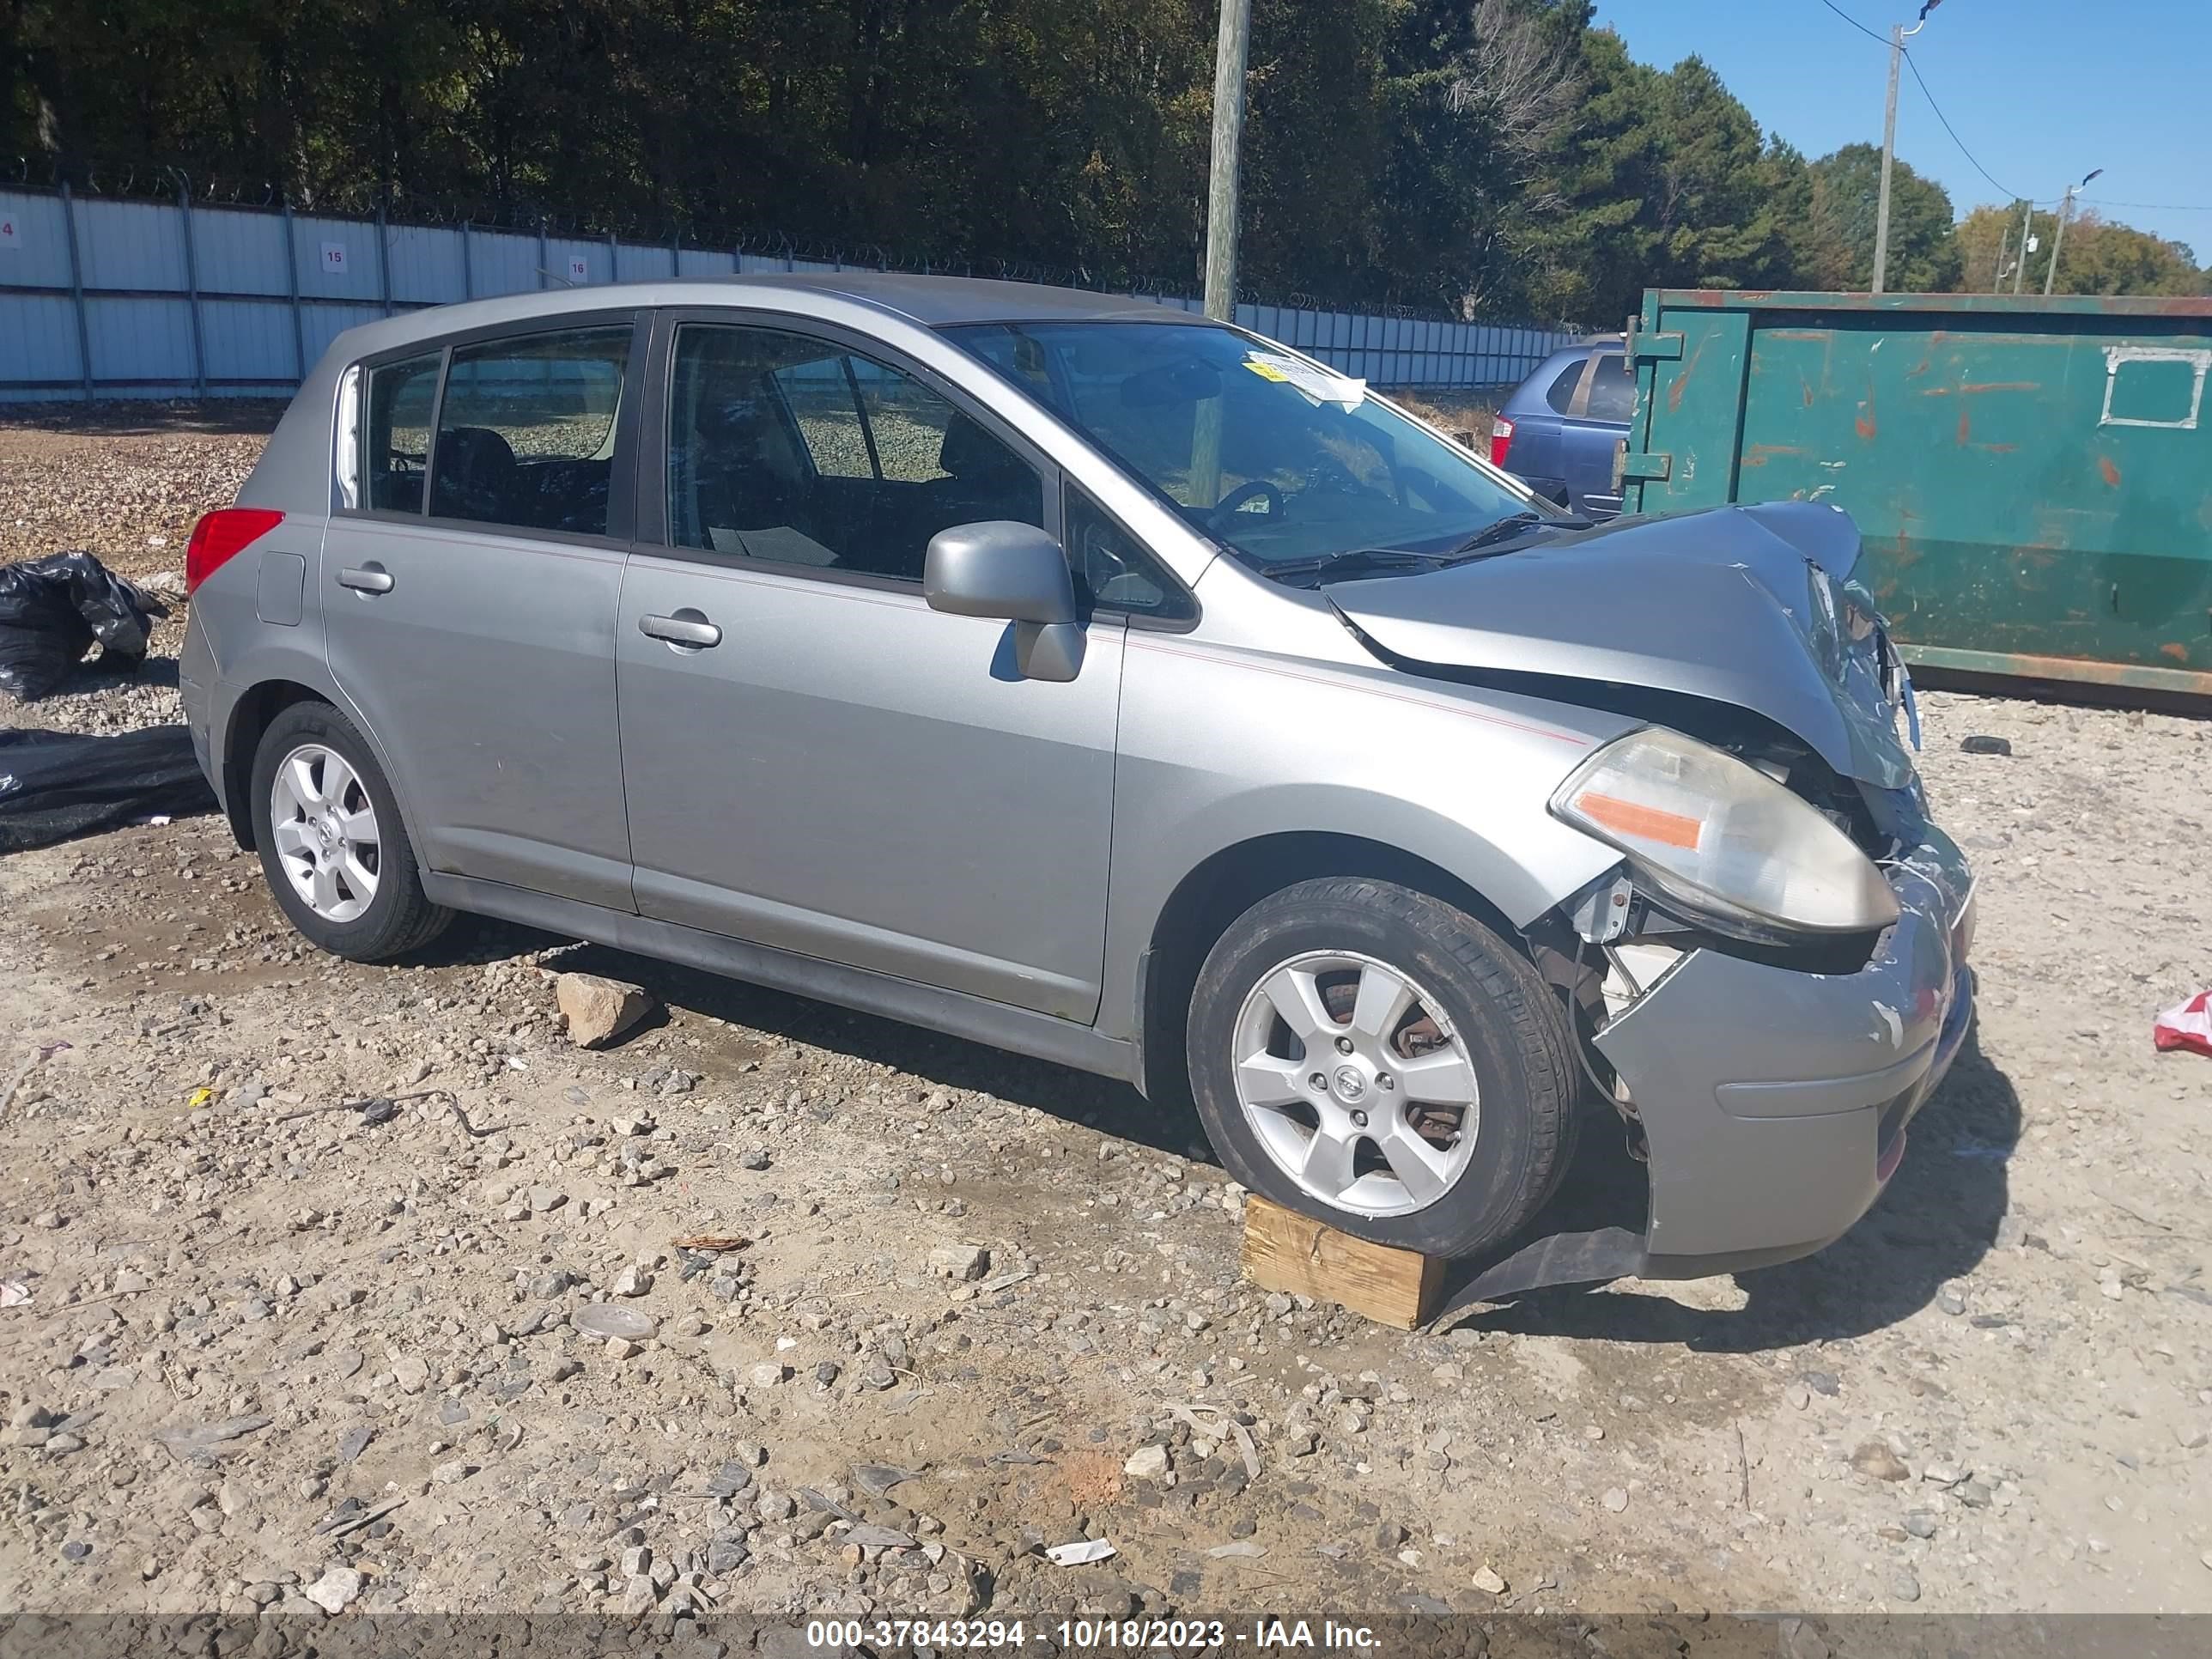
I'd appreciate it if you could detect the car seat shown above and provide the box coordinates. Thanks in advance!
[431,426,519,524]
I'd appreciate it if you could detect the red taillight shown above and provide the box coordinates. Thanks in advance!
[184,507,284,596]
[1489,416,1516,470]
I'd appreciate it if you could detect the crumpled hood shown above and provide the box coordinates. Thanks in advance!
[1328,501,1916,787]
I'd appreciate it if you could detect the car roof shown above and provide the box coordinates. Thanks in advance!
[331,271,1189,362]
[1499,336,1626,414]
[737,271,1186,325]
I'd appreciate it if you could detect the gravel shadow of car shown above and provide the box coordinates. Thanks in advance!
[420,918,2017,1348]
[444,927,1211,1162]
[1453,1020,2021,1351]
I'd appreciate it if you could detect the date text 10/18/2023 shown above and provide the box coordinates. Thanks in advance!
[805,1620,1384,1650]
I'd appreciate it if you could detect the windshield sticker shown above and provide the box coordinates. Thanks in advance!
[1243,350,1366,410]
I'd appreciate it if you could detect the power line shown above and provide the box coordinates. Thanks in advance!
[1813,3,2210,230]
[1900,51,2031,204]
[1814,0,1890,48]
[2081,197,2212,213]
[1814,3,2035,203]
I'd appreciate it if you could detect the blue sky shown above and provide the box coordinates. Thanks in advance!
[1591,0,2212,262]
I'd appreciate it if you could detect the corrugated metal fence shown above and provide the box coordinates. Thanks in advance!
[0,185,1577,401]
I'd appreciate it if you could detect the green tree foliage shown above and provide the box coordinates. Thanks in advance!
[1954,204,2205,296]
[1802,143,1963,295]
[4,0,2203,319]
[1483,27,1806,325]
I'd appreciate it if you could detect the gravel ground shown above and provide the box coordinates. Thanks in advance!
[1,407,2209,1626]
[1,404,270,737]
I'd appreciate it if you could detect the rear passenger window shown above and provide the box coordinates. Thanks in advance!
[1587,355,1635,422]
[429,326,630,537]
[1543,361,1583,416]
[364,351,440,513]
[666,324,1042,582]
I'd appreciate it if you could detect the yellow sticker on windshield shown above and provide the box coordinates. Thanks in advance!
[1242,350,1366,408]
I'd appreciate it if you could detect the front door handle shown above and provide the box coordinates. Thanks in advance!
[337,564,394,595]
[639,611,722,649]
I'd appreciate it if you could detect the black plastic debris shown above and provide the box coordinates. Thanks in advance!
[1960,735,2014,757]
[0,725,217,854]
[0,551,168,702]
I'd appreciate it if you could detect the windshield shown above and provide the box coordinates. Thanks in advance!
[947,319,1543,568]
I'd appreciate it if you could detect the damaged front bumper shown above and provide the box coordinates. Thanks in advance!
[1437,828,1973,1316]
[1598,825,1976,1276]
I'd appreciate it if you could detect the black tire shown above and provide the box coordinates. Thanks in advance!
[248,701,452,963]
[1187,877,1580,1258]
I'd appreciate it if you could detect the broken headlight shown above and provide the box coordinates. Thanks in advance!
[1548,726,1900,940]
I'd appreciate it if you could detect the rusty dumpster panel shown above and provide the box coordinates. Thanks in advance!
[1623,289,2212,696]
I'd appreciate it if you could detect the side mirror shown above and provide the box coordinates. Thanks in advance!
[924,520,1085,683]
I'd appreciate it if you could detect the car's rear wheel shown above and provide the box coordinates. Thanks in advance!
[249,701,452,963]
[1186,877,1579,1258]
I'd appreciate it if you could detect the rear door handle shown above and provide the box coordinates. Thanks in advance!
[337,565,394,594]
[639,611,721,649]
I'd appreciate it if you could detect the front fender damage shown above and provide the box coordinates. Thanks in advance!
[1421,830,1973,1328]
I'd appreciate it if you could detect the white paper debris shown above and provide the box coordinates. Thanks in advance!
[1045,1539,1116,1566]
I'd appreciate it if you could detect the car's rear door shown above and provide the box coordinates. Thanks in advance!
[1564,349,1635,520]
[320,314,644,909]
[613,310,1125,1020]
[1505,353,1588,505]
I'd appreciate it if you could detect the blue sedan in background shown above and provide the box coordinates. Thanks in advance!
[1489,336,1634,520]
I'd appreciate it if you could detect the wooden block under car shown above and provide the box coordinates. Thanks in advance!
[1240,1194,1445,1330]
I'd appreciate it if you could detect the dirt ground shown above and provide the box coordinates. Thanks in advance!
[1383,390,1504,447]
[1,406,2209,1626]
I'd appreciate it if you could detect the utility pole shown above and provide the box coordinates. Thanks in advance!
[1872,3,1936,295]
[2013,198,2033,294]
[1994,225,2010,294]
[2043,167,2103,296]
[1203,0,1251,321]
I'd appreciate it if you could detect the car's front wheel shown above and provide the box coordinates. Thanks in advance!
[249,701,452,963]
[1187,877,1579,1258]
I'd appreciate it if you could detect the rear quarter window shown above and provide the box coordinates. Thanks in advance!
[363,351,441,512]
[1542,358,1585,416]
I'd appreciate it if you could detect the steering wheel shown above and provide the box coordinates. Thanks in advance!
[1307,452,1390,500]
[1207,480,1285,526]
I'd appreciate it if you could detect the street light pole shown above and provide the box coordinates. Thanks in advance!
[1202,0,1252,322]
[1871,4,1936,295]
[2042,167,2103,297]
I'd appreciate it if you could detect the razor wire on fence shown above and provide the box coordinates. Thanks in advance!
[0,173,1580,402]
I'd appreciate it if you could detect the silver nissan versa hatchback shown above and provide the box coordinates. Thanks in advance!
[179,274,1974,1287]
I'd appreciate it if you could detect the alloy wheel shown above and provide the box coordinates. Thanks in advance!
[1230,949,1481,1218]
[268,743,381,923]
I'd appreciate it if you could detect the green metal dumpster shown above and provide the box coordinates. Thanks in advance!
[1620,290,2212,697]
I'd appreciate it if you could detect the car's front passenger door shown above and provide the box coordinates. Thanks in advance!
[615,315,1125,1022]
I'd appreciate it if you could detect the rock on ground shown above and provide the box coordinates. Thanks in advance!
[556,972,654,1048]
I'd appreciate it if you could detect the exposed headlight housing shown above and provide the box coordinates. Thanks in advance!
[1550,726,1900,939]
